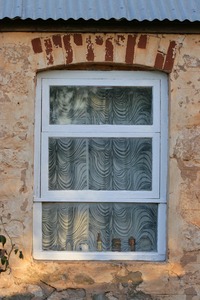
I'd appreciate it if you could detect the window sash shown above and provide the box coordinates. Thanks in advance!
[42,202,158,252]
[40,132,160,201]
[33,202,167,261]
[42,77,161,132]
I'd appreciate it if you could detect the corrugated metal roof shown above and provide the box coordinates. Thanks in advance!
[0,0,200,22]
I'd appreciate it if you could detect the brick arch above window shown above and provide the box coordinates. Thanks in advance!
[31,33,177,72]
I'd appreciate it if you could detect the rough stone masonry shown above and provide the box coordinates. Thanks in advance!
[0,32,199,299]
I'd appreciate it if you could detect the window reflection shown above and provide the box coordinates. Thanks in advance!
[50,86,152,125]
[42,203,157,252]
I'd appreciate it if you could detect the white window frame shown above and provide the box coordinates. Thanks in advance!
[33,70,168,261]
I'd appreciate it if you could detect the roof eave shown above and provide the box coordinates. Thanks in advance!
[0,18,199,33]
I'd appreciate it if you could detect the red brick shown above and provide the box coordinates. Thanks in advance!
[31,38,42,54]
[154,52,165,70]
[105,38,113,61]
[163,41,176,71]
[138,35,147,49]
[44,38,54,65]
[125,35,137,64]
[63,35,73,64]
[95,36,103,45]
[74,34,83,46]
[86,36,94,62]
[52,35,62,48]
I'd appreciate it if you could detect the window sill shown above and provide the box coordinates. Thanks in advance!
[33,250,166,261]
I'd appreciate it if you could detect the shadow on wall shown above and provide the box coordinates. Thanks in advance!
[0,271,154,299]
[0,286,153,300]
[1,267,198,300]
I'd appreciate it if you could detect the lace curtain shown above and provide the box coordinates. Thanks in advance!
[50,86,152,125]
[42,203,157,252]
[43,85,155,252]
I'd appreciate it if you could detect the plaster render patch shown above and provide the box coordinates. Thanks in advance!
[183,55,200,68]
[0,71,11,85]
[175,158,200,182]
[19,162,29,194]
[20,198,28,212]
[185,287,197,296]
[115,35,126,46]
[114,34,127,63]
[5,220,24,239]
[0,92,11,103]
[3,43,30,68]
[182,271,200,294]
[74,273,95,285]
[173,129,200,182]
[94,34,105,62]
[113,271,143,286]
[180,251,198,267]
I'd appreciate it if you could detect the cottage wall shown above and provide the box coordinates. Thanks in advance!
[0,32,199,299]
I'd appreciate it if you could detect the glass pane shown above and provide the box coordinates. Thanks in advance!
[50,86,152,125]
[42,203,157,252]
[49,137,152,191]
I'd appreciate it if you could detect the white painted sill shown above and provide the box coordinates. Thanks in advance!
[33,250,166,261]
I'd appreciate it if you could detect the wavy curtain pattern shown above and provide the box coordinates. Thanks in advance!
[45,84,155,252]
[50,86,152,125]
[42,203,157,252]
[49,138,152,191]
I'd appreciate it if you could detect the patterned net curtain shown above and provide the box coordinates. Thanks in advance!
[42,86,157,252]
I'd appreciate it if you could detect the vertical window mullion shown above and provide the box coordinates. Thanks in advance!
[152,133,160,198]
[41,133,49,198]
[86,138,89,190]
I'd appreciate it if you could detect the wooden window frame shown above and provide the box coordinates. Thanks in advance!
[33,70,168,261]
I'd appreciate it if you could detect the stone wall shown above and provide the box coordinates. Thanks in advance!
[0,32,199,299]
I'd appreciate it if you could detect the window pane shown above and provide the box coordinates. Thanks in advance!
[50,86,152,125]
[49,137,152,191]
[42,203,157,252]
